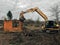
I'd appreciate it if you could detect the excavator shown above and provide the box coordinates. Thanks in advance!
[20,7,59,33]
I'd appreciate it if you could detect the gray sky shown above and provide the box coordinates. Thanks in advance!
[0,0,60,21]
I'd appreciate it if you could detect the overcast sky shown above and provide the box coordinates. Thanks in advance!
[0,0,60,21]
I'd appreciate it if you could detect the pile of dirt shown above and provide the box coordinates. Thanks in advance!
[9,30,60,45]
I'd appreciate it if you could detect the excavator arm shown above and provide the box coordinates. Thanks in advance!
[20,7,48,21]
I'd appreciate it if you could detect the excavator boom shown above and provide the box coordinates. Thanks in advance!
[20,7,48,21]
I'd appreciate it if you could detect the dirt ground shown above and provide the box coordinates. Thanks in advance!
[0,30,60,45]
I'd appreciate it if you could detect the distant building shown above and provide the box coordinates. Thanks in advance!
[0,20,23,32]
[4,20,23,32]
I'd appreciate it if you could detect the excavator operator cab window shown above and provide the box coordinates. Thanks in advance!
[45,21,59,28]
[45,21,54,28]
[12,21,19,27]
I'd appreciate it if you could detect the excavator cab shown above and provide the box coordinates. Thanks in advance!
[45,21,59,28]
[44,21,59,33]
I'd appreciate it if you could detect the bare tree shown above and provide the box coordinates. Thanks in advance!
[49,3,60,21]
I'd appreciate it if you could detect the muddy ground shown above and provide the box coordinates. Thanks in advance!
[0,30,60,45]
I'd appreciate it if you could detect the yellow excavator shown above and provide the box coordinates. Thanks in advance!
[20,7,59,33]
